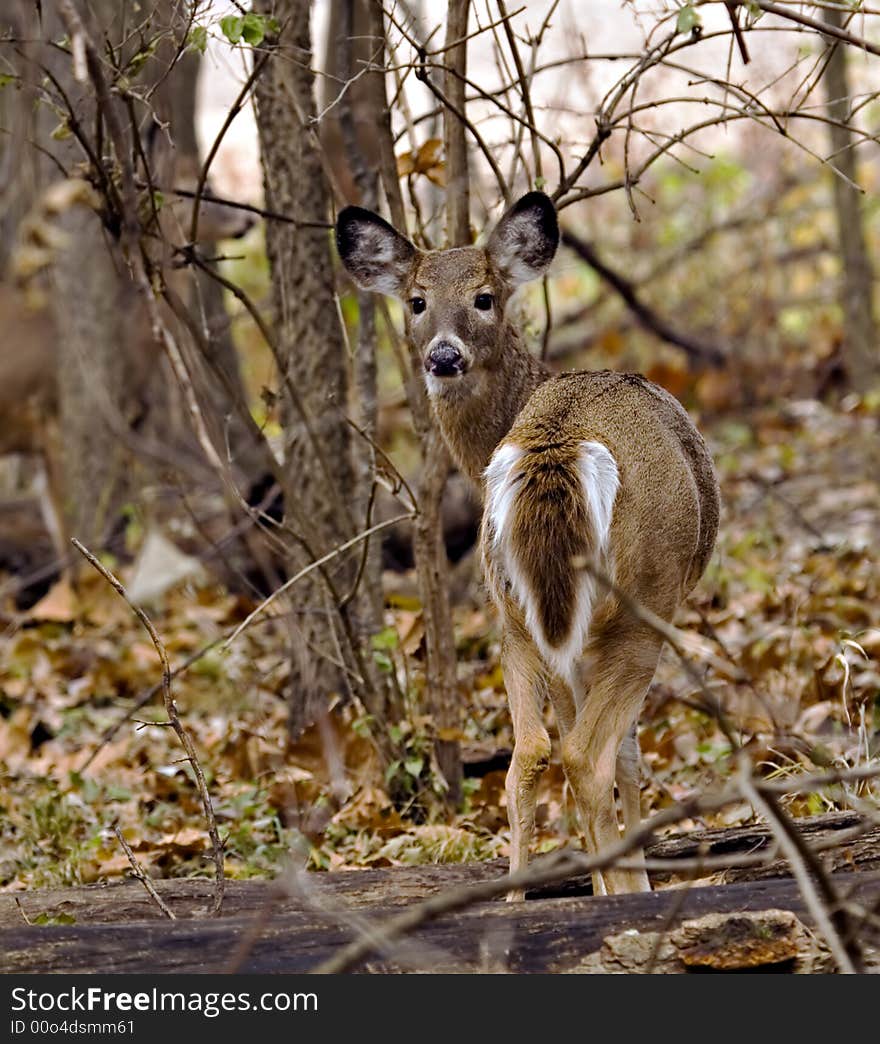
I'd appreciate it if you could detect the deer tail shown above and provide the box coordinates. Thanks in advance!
[484,439,619,687]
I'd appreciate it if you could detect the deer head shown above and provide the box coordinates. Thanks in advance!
[336,192,559,398]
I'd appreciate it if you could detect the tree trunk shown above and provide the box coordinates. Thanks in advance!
[0,1,65,273]
[4,868,878,974]
[326,0,387,647]
[443,0,471,246]
[51,203,133,549]
[823,10,879,390]
[44,0,143,554]
[254,0,362,735]
[415,0,475,803]
[360,1,465,801]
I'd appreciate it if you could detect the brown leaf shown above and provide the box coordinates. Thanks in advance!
[27,578,77,622]
[396,138,445,185]
[156,827,207,854]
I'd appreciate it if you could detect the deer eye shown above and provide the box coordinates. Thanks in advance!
[474,293,494,311]
[410,296,426,315]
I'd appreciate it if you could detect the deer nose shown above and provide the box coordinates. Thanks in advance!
[426,341,465,377]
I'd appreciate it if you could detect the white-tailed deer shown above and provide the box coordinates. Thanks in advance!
[337,192,720,897]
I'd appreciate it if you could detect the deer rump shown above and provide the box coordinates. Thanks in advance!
[484,439,619,689]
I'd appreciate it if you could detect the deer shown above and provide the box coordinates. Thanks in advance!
[336,191,720,898]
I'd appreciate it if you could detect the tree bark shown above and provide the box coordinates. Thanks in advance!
[0,2,55,272]
[823,10,879,390]
[254,0,361,735]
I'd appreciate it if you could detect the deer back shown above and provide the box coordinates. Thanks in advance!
[496,370,719,617]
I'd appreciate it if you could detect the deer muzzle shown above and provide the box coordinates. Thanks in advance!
[425,340,466,378]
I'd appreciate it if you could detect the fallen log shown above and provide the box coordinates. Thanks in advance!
[2,811,879,973]
[2,873,878,973]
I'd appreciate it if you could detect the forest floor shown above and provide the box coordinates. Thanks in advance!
[0,395,878,892]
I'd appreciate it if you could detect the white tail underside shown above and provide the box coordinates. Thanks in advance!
[484,440,619,689]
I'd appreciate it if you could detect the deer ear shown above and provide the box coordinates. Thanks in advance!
[336,206,415,296]
[487,191,558,286]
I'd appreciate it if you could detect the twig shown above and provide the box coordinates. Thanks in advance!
[313,761,880,973]
[79,630,230,772]
[725,2,751,64]
[132,178,333,228]
[71,539,225,916]
[112,824,176,921]
[496,0,542,183]
[733,1,880,59]
[225,513,414,646]
[562,229,725,366]
[189,49,271,244]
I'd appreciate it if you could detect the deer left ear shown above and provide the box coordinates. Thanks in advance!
[487,191,559,286]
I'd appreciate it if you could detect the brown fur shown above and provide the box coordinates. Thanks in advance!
[336,193,721,897]
[508,440,594,648]
[505,370,719,619]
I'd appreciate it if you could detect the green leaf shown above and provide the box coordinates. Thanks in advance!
[404,757,424,779]
[352,714,374,737]
[126,38,158,76]
[187,25,208,54]
[676,5,702,33]
[372,651,393,673]
[371,626,399,651]
[241,12,269,46]
[33,912,77,926]
[50,120,71,141]
[0,73,15,88]
[219,15,244,44]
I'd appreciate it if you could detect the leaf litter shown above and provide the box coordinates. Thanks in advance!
[0,396,877,889]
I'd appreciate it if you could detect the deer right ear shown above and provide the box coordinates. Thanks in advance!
[336,207,415,296]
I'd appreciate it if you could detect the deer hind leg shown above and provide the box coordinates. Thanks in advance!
[561,625,662,895]
[502,611,551,902]
[545,669,578,859]
[616,721,650,892]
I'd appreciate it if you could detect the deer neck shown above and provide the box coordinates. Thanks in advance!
[428,325,550,484]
